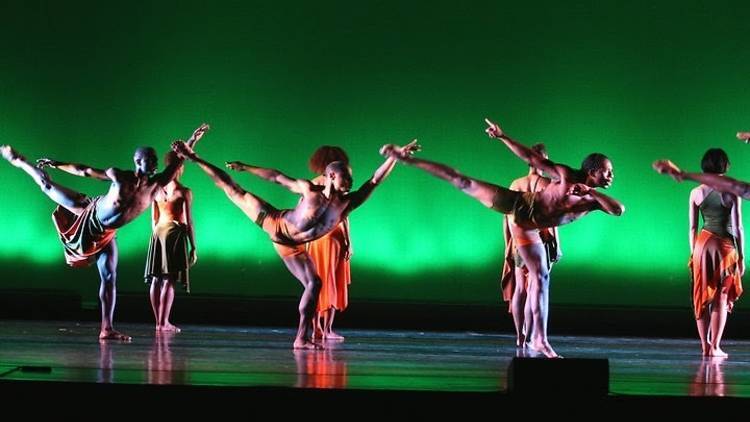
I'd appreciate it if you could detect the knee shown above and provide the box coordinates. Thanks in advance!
[453,175,471,190]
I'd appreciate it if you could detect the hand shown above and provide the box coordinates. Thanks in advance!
[380,139,421,159]
[567,183,592,196]
[225,161,245,171]
[652,159,684,181]
[484,118,504,139]
[737,132,750,143]
[189,248,197,266]
[171,140,196,160]
[36,158,61,169]
[344,243,353,261]
[189,123,210,146]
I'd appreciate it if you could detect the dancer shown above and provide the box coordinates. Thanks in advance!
[0,125,204,340]
[306,146,352,341]
[174,139,419,349]
[145,124,208,332]
[655,149,744,357]
[383,120,623,357]
[501,143,561,348]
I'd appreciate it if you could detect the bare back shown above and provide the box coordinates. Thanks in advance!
[154,182,190,225]
[519,172,603,229]
[280,186,351,244]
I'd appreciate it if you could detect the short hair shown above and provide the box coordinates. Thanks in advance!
[324,160,350,176]
[134,146,156,159]
[581,153,610,174]
[701,148,729,174]
[309,146,349,174]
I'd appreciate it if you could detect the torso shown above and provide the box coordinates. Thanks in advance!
[96,168,162,228]
[515,173,601,229]
[154,182,189,226]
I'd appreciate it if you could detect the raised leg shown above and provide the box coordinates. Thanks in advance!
[1,145,88,212]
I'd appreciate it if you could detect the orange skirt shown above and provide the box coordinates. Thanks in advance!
[690,230,743,319]
[308,223,351,312]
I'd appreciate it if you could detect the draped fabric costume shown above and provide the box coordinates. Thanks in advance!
[690,190,743,319]
[308,223,351,312]
[52,196,116,268]
[145,221,191,292]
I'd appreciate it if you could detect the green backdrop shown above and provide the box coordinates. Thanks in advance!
[2,0,749,308]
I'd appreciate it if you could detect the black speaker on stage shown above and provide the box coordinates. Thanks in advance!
[507,357,609,396]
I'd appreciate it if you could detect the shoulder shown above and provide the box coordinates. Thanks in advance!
[105,167,131,180]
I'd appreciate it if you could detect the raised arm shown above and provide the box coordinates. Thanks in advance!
[36,158,109,180]
[484,118,572,181]
[653,160,750,200]
[346,140,420,211]
[187,123,210,148]
[153,148,186,187]
[225,161,312,194]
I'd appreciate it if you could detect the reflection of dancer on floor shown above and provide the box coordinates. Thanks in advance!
[174,139,419,349]
[293,348,348,389]
[383,119,624,357]
[307,146,353,341]
[1,129,194,341]
[145,124,207,333]
[654,149,744,357]
[690,357,728,397]
[501,143,561,348]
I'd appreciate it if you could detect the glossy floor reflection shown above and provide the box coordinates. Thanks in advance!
[1,319,749,397]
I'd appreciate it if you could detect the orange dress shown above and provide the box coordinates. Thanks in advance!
[308,222,351,312]
[690,229,743,319]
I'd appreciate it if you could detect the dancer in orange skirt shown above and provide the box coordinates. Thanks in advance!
[307,146,352,341]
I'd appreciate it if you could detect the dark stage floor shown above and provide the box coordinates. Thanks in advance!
[2,319,750,411]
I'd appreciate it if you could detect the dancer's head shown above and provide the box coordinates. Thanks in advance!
[581,153,613,188]
[325,160,353,192]
[309,146,349,175]
[701,148,729,174]
[134,146,158,176]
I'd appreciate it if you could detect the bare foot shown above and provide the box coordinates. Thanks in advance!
[159,323,181,333]
[516,334,526,348]
[0,145,23,163]
[293,339,324,350]
[326,331,345,341]
[528,340,560,358]
[99,329,132,342]
[312,327,324,341]
[710,347,728,358]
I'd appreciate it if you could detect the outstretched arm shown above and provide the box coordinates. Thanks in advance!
[346,140,420,211]
[484,118,572,180]
[187,123,210,148]
[570,183,625,216]
[653,160,750,199]
[226,161,311,194]
[36,158,109,180]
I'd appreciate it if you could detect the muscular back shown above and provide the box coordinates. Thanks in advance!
[523,171,603,229]
[283,186,351,243]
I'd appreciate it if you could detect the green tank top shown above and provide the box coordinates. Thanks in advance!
[700,190,733,237]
